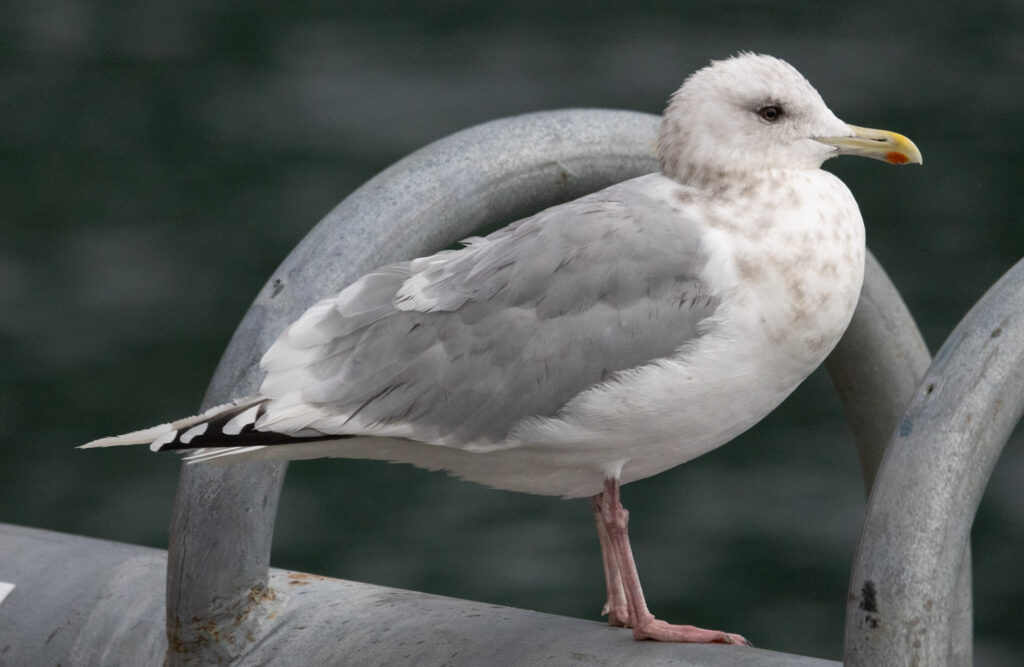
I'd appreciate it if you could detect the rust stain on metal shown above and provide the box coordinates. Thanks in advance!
[288,572,327,586]
[167,583,281,657]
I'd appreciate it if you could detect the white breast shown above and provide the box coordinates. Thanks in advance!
[510,169,865,489]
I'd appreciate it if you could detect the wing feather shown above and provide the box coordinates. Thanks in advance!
[257,174,721,449]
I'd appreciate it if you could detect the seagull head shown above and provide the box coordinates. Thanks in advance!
[658,53,922,183]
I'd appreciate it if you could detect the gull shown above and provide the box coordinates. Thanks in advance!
[83,53,921,646]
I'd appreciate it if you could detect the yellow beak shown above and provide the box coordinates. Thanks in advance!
[816,125,923,165]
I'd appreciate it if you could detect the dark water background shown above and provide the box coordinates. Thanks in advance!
[2,1,1023,663]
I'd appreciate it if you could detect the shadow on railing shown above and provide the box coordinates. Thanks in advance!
[1,110,1020,666]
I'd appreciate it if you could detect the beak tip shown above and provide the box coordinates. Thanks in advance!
[886,151,922,166]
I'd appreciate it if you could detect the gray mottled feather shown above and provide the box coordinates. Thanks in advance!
[262,178,720,446]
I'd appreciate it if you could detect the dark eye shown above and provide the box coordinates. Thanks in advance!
[757,105,783,122]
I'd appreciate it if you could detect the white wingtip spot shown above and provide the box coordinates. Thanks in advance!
[180,423,209,444]
[0,582,14,606]
[223,405,260,435]
[80,422,176,448]
[150,430,179,452]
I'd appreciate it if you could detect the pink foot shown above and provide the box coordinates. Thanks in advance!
[601,601,630,628]
[591,478,752,647]
[633,615,750,646]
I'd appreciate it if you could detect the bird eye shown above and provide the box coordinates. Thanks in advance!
[757,105,783,122]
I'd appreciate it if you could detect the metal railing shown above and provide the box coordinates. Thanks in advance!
[1,109,1020,666]
[843,255,1024,665]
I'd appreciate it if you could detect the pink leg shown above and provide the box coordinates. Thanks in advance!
[592,495,630,627]
[592,478,750,645]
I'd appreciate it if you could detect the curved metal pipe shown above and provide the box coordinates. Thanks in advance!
[825,252,932,493]
[165,109,662,663]
[825,256,974,665]
[1,523,841,667]
[164,107,989,664]
[844,258,1024,665]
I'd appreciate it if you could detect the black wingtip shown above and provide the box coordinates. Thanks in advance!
[153,400,344,452]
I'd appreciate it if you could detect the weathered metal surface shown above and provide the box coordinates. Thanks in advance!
[166,109,665,664]
[11,108,1005,665]
[164,108,1001,665]
[825,255,977,666]
[1,523,841,666]
[0,523,167,666]
[844,258,1024,666]
[824,253,932,492]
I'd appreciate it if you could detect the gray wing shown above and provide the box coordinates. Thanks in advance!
[259,178,720,448]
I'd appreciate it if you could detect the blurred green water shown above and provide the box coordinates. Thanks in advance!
[2,1,1023,662]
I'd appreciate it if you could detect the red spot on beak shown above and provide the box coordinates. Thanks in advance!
[886,151,909,164]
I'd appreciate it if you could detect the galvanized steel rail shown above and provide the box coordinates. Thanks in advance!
[0,109,1019,665]
[166,109,671,664]
[2,523,839,666]
[844,258,1024,665]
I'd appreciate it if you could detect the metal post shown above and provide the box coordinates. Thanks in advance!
[844,259,1024,665]
[825,255,979,666]
[157,107,1016,665]
[824,252,932,493]
[164,109,665,663]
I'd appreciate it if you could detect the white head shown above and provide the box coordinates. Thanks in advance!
[658,53,921,183]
